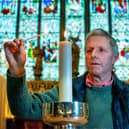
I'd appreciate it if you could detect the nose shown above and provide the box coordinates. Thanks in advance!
[91,49,98,58]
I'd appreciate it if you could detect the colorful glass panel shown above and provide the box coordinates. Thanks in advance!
[90,0,109,31]
[65,0,86,76]
[40,0,60,80]
[18,0,39,80]
[0,0,18,75]
[111,0,129,80]
[0,0,129,81]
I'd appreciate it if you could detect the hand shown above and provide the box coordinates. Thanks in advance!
[4,39,26,76]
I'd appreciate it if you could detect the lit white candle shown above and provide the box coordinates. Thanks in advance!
[59,41,72,102]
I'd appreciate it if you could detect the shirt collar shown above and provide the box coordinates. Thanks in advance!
[86,75,114,88]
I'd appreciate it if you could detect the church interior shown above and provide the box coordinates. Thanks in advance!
[0,0,129,129]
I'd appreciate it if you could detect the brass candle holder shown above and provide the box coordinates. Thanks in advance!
[42,102,88,129]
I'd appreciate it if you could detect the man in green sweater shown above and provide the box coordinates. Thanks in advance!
[4,29,129,129]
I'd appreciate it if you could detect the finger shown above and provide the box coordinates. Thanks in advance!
[5,39,20,54]
[4,41,13,50]
[4,47,16,67]
[8,41,19,53]
[19,39,25,47]
[12,39,20,53]
[4,39,25,54]
[19,39,25,53]
[13,39,20,46]
[9,42,17,48]
[4,42,8,49]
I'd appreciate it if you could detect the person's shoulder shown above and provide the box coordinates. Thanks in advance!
[72,72,87,88]
[115,76,129,88]
[113,73,129,96]
[73,72,87,82]
[117,79,129,103]
[121,80,129,91]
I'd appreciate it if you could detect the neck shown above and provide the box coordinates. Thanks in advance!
[87,72,112,86]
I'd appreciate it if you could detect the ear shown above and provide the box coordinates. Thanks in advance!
[112,52,119,65]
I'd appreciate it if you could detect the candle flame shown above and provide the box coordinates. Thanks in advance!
[64,30,67,38]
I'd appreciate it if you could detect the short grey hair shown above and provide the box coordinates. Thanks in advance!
[85,29,118,55]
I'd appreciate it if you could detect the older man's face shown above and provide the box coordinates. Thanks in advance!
[85,35,116,77]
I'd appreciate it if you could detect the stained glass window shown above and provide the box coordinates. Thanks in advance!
[65,0,86,76]
[0,0,129,81]
[111,0,129,80]
[0,0,18,75]
[18,0,40,80]
[90,0,109,31]
[40,0,60,80]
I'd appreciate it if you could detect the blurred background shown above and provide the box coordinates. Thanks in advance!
[0,0,129,81]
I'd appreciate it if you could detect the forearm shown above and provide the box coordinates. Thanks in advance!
[6,70,59,119]
[7,71,42,119]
